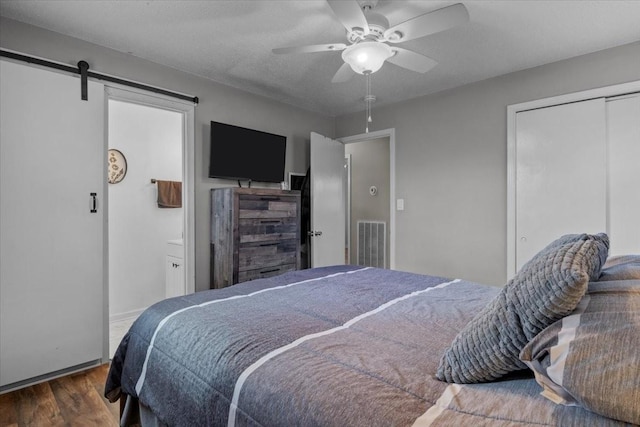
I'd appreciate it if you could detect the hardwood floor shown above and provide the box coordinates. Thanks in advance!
[0,364,120,427]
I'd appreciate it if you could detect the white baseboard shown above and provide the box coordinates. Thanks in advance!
[109,307,146,323]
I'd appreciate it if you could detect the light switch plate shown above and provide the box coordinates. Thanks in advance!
[396,199,404,211]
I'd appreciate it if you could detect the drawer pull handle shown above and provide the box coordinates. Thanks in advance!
[260,268,280,274]
[260,197,281,201]
[259,243,278,247]
[260,220,281,224]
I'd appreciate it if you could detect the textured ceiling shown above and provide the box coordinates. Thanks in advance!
[1,0,639,116]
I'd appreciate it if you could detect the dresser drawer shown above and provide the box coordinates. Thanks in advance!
[238,194,298,219]
[238,217,297,243]
[238,263,297,283]
[238,240,298,270]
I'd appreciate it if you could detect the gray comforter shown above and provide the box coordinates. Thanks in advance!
[105,266,631,426]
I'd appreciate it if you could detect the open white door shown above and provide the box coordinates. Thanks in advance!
[310,132,345,267]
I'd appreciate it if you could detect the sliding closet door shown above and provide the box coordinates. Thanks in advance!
[607,94,640,255]
[0,60,104,388]
[515,99,607,271]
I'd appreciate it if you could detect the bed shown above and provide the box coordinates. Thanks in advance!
[105,233,640,426]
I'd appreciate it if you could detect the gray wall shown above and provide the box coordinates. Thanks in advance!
[3,16,639,289]
[0,17,335,292]
[336,41,640,286]
[345,137,390,267]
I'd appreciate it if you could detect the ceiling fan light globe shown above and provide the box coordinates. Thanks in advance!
[342,41,393,74]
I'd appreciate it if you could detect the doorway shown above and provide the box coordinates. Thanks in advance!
[340,128,392,269]
[106,88,195,356]
[307,128,396,269]
[344,136,391,267]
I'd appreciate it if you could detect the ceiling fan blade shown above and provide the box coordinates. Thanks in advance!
[387,48,437,73]
[384,3,469,43]
[273,43,347,55]
[326,0,369,35]
[331,63,355,83]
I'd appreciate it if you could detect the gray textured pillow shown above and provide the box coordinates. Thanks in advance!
[520,279,640,425]
[436,233,609,384]
[598,254,640,281]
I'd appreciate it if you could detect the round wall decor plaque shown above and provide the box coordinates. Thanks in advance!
[108,149,127,184]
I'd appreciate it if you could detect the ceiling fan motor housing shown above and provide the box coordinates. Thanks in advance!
[357,0,379,9]
[348,10,389,43]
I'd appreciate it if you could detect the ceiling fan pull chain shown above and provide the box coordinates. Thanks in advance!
[364,72,375,133]
[368,73,373,123]
[365,73,370,133]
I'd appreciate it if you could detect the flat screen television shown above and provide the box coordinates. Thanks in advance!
[209,121,286,183]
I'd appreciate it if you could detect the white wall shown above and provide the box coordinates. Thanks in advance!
[336,41,640,286]
[0,17,335,292]
[108,100,182,316]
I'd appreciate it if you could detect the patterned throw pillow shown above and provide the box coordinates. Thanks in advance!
[597,254,640,281]
[520,279,640,425]
[436,233,609,383]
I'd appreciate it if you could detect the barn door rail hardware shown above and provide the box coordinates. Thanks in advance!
[0,49,199,104]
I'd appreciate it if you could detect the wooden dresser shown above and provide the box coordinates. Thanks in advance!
[210,187,301,288]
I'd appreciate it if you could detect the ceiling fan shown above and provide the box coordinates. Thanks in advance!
[272,0,469,82]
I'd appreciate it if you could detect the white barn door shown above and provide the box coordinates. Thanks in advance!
[1,60,105,389]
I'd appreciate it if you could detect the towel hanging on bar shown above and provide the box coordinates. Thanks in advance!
[154,180,182,208]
